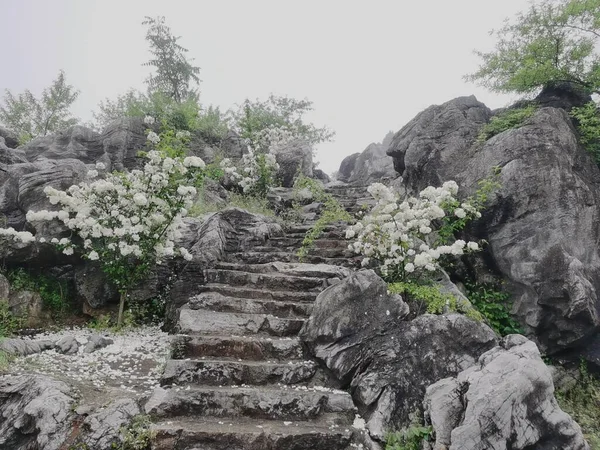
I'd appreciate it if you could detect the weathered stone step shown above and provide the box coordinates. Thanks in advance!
[146,385,356,422]
[284,230,346,240]
[284,224,344,234]
[204,269,327,292]
[152,416,354,450]
[173,335,304,361]
[252,246,355,259]
[179,308,305,337]
[268,237,349,249]
[198,284,318,302]
[226,252,359,267]
[161,359,317,386]
[188,292,313,318]
[214,262,351,279]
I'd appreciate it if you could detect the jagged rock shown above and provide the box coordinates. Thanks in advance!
[337,153,360,182]
[0,374,75,450]
[21,126,104,163]
[0,273,9,300]
[388,97,600,355]
[0,126,19,149]
[83,334,114,353]
[275,138,313,187]
[313,168,331,183]
[0,338,54,356]
[220,130,248,160]
[425,335,589,450]
[74,263,119,310]
[534,81,592,111]
[0,138,27,165]
[54,335,79,355]
[78,398,141,449]
[300,270,498,438]
[347,143,397,185]
[8,290,51,328]
[98,117,147,171]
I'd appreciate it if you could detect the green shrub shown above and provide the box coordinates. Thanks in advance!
[386,425,433,450]
[6,268,69,317]
[0,300,23,337]
[196,105,230,144]
[570,101,600,165]
[478,105,536,142]
[556,361,600,448]
[190,191,275,218]
[116,414,155,450]
[388,281,483,321]
[465,281,523,336]
[292,174,353,261]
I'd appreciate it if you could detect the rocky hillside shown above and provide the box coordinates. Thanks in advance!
[1,85,599,449]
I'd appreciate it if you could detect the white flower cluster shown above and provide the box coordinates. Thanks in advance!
[219,126,286,194]
[0,227,36,243]
[346,181,481,279]
[147,131,160,145]
[143,115,155,125]
[25,150,204,263]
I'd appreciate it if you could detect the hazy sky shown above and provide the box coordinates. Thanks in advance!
[0,0,529,174]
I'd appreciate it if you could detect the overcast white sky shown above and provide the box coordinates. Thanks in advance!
[0,0,528,174]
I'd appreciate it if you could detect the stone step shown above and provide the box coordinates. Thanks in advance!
[152,416,354,450]
[226,252,360,268]
[198,285,318,302]
[214,262,351,280]
[268,237,349,249]
[161,359,317,387]
[252,246,355,259]
[204,269,327,292]
[173,335,305,361]
[179,308,305,337]
[284,224,344,234]
[284,230,346,240]
[188,292,313,318]
[146,385,356,422]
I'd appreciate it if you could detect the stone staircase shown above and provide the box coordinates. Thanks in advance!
[147,185,373,450]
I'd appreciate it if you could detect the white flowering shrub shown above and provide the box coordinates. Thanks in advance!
[346,181,483,282]
[23,150,205,326]
[219,125,291,197]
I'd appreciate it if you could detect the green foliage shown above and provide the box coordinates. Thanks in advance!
[556,361,600,447]
[466,0,600,95]
[388,281,483,320]
[385,425,433,450]
[196,105,230,144]
[6,268,69,316]
[230,94,334,147]
[142,16,200,104]
[0,300,23,337]
[190,191,275,218]
[465,282,523,336]
[293,174,352,261]
[0,70,79,142]
[92,89,148,130]
[571,101,600,164]
[477,106,537,142]
[0,349,13,372]
[115,414,155,450]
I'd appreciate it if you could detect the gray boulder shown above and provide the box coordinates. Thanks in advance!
[0,374,75,450]
[0,338,54,356]
[299,270,498,438]
[97,117,147,171]
[83,334,114,353]
[0,126,19,149]
[0,138,27,165]
[275,138,313,187]
[425,335,589,450]
[220,129,248,160]
[337,152,360,183]
[21,126,104,163]
[78,398,141,449]
[347,142,397,185]
[54,335,79,355]
[74,263,119,310]
[8,290,51,328]
[387,97,600,355]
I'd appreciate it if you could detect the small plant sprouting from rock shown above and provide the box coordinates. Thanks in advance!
[115,414,155,450]
[477,105,537,142]
[555,361,600,448]
[385,424,433,450]
[388,281,483,321]
[570,101,600,165]
[465,281,523,336]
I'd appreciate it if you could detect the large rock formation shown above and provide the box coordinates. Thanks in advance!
[274,138,313,187]
[336,131,397,184]
[387,96,600,355]
[299,270,498,438]
[425,335,589,449]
